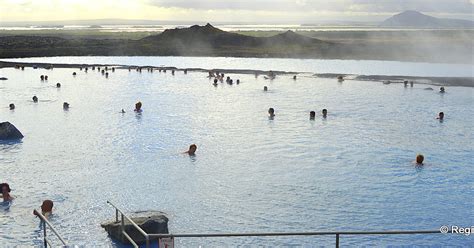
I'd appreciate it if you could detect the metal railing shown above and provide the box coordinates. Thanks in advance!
[106,201,444,248]
[34,209,68,247]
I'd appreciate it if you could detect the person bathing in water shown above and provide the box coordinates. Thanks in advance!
[322,109,328,118]
[33,200,54,219]
[134,102,142,113]
[185,144,197,156]
[415,154,424,165]
[437,112,444,120]
[1,183,13,202]
[268,108,275,119]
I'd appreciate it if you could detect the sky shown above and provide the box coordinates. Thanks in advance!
[0,0,473,23]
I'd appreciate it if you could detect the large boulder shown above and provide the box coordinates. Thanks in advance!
[101,211,169,245]
[0,122,24,140]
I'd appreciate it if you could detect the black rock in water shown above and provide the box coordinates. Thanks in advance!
[0,122,24,140]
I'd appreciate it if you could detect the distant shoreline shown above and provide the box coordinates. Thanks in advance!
[1,60,472,87]
[1,24,473,64]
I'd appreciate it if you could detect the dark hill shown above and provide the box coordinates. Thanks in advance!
[381,10,474,28]
[142,23,261,47]
[142,23,329,49]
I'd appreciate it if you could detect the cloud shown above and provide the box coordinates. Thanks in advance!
[146,0,474,14]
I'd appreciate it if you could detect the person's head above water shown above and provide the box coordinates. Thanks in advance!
[1,183,11,194]
[322,109,328,117]
[438,112,444,120]
[135,102,142,112]
[41,200,54,213]
[56,83,61,88]
[268,108,275,116]
[416,154,424,165]
[264,86,268,91]
[9,103,15,110]
[32,96,38,103]
[63,102,69,110]
[1,183,12,201]
[440,87,445,93]
[310,111,316,119]
[187,144,197,155]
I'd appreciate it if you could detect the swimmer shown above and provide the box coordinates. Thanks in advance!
[437,112,444,120]
[229,79,233,85]
[440,87,445,93]
[32,96,38,103]
[1,183,13,202]
[404,81,408,87]
[213,79,218,86]
[172,70,175,75]
[410,81,414,87]
[105,72,109,78]
[9,103,15,110]
[56,83,61,88]
[264,86,268,91]
[63,102,69,110]
[184,69,188,74]
[268,108,275,118]
[337,76,344,82]
[33,200,54,219]
[226,76,231,83]
[415,154,424,165]
[185,144,197,156]
[236,79,240,85]
[40,75,45,81]
[112,68,115,72]
[72,72,77,76]
[134,102,142,113]
[121,109,126,114]
[310,111,316,120]
[44,76,48,81]
[293,75,297,80]
[322,109,328,118]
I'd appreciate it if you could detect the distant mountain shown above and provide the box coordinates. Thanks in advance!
[381,10,474,28]
[142,23,328,48]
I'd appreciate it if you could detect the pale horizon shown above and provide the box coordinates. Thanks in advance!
[0,0,473,24]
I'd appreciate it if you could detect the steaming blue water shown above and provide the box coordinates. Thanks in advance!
[0,57,473,246]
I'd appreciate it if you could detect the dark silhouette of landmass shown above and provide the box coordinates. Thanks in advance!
[0,23,472,63]
[381,10,474,28]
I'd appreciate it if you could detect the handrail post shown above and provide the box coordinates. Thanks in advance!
[43,221,47,248]
[335,233,339,248]
[115,209,119,223]
[121,213,125,240]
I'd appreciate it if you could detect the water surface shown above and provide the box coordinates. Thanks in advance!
[0,58,473,246]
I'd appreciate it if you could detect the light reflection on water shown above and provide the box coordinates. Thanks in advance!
[0,58,473,246]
